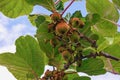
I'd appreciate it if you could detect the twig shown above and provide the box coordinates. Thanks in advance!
[55,0,61,5]
[83,52,120,61]
[63,56,78,70]
[106,58,118,74]
[62,51,119,71]
[99,52,120,61]
[102,18,120,27]
[61,0,75,16]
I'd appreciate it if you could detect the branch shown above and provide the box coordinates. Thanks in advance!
[62,51,119,71]
[99,52,120,61]
[61,0,75,16]
[83,52,120,61]
[63,56,78,70]
[55,0,61,5]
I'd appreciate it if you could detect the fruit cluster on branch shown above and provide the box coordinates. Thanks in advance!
[41,70,65,80]
[41,11,120,80]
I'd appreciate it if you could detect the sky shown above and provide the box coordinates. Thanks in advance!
[0,0,120,80]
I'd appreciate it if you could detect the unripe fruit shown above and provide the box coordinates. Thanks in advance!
[69,31,80,43]
[70,18,84,28]
[45,70,52,77]
[50,38,59,47]
[62,50,71,62]
[55,22,70,35]
[48,23,55,32]
[58,47,66,53]
[50,12,62,22]
[76,46,83,53]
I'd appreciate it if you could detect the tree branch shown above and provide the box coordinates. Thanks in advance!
[83,52,120,61]
[61,0,75,16]
[55,0,61,5]
[62,51,119,71]
[99,52,120,61]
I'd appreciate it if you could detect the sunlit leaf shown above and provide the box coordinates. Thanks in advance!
[0,35,46,79]
[86,0,119,37]
[77,58,106,75]
[73,76,91,80]
[0,0,33,18]
[26,0,55,11]
[86,0,119,21]
[112,0,120,10]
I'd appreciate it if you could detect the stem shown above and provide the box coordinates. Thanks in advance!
[62,51,119,71]
[99,52,120,61]
[55,0,61,5]
[102,18,120,27]
[106,58,117,74]
[61,0,75,16]
[83,52,120,61]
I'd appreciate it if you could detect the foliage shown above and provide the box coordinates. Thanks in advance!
[0,0,120,80]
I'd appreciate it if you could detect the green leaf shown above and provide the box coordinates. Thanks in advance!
[0,35,46,79]
[91,19,117,37]
[29,14,51,26]
[71,11,82,18]
[71,11,82,19]
[0,0,33,18]
[103,58,120,74]
[61,0,68,3]
[64,13,72,21]
[112,0,120,10]
[0,53,33,79]
[104,43,120,58]
[97,36,111,52]
[67,73,80,80]
[86,0,119,37]
[97,33,120,52]
[85,13,101,26]
[55,1,64,12]
[35,16,46,28]
[26,0,55,11]
[111,60,120,73]
[86,0,119,21]
[28,15,39,26]
[36,21,54,40]
[38,40,53,58]
[77,58,106,75]
[15,35,45,78]
[73,76,91,80]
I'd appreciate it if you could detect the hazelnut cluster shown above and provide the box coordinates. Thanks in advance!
[41,70,65,80]
[48,12,85,64]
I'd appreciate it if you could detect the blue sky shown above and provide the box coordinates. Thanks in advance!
[0,0,120,80]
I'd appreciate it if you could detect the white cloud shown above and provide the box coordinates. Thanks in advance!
[0,13,10,25]
[0,66,16,80]
[0,45,16,53]
[0,24,7,41]
[0,23,27,47]
[91,72,120,80]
